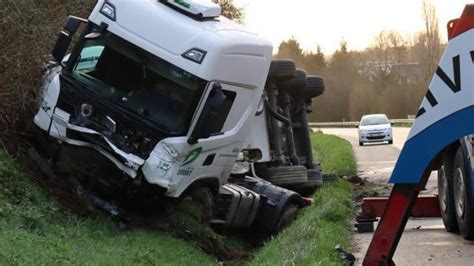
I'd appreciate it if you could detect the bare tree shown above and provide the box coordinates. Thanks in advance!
[214,0,244,23]
[421,0,442,81]
[365,31,407,89]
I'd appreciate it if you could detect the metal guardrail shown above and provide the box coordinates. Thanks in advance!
[309,119,414,128]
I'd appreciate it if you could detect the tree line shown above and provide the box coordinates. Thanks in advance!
[275,0,444,122]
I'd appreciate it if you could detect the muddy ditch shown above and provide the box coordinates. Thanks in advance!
[21,163,255,263]
[3,136,280,264]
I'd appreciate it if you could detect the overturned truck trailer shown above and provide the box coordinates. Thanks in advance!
[33,0,325,233]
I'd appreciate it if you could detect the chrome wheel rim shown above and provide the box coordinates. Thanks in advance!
[454,167,466,219]
[439,166,448,214]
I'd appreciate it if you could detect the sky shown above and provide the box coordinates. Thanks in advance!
[233,0,471,54]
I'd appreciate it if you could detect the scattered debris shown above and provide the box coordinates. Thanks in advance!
[344,175,364,185]
[355,218,377,233]
[322,172,338,182]
[335,244,356,265]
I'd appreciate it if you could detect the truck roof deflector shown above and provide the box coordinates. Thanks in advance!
[159,0,221,19]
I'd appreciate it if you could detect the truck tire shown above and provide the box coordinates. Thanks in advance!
[187,186,214,223]
[267,59,296,81]
[267,166,308,186]
[322,172,338,182]
[275,203,299,232]
[307,169,323,187]
[438,153,458,233]
[278,69,307,91]
[297,75,325,99]
[290,169,323,196]
[453,147,474,239]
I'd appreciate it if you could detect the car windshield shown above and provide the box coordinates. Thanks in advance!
[360,115,389,126]
[69,26,207,135]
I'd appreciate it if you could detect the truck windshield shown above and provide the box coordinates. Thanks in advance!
[69,27,207,135]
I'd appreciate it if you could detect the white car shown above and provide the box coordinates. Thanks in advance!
[358,114,393,146]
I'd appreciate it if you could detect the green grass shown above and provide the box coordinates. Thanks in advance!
[249,180,353,265]
[249,133,356,265]
[0,132,357,265]
[0,152,216,265]
[311,133,357,177]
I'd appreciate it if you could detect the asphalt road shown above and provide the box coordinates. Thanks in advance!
[320,127,474,265]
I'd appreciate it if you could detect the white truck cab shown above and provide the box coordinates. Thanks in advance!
[35,0,272,197]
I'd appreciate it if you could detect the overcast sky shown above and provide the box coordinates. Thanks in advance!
[233,0,470,53]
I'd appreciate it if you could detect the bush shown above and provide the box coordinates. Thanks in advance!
[0,1,95,141]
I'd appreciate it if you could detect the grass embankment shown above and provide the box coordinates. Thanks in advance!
[0,152,215,265]
[0,133,356,265]
[311,133,357,177]
[250,133,356,265]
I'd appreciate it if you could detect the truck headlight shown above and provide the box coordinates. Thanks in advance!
[182,48,207,64]
[100,2,116,21]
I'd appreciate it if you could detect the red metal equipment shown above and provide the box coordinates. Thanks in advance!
[360,195,440,219]
[362,166,434,265]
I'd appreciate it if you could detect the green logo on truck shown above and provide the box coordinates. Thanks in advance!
[181,147,202,166]
[41,100,51,112]
[174,0,191,8]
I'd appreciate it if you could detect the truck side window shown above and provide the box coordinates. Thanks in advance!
[212,90,236,133]
[192,89,236,137]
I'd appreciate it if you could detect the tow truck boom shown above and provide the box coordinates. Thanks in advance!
[364,4,474,265]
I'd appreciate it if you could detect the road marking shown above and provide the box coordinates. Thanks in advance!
[418,241,461,246]
[357,161,397,165]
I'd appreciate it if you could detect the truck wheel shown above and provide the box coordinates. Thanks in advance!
[275,203,299,232]
[301,75,325,99]
[278,69,307,91]
[267,166,308,186]
[267,59,296,81]
[388,139,393,144]
[187,186,214,223]
[438,155,458,233]
[291,169,323,196]
[453,147,474,239]
[307,169,323,187]
[322,173,338,182]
